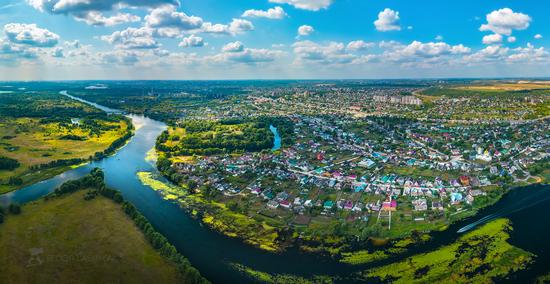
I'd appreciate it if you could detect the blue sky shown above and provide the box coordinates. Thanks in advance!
[0,0,548,80]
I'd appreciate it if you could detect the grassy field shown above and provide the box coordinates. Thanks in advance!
[0,190,185,283]
[0,117,129,193]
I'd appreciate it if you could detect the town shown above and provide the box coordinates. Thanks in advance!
[153,82,550,243]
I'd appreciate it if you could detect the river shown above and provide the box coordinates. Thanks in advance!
[1,93,549,283]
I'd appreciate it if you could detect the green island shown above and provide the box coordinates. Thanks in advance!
[0,92,133,193]
[0,169,207,283]
[363,218,533,283]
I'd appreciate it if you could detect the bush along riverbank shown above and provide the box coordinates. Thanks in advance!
[46,168,209,284]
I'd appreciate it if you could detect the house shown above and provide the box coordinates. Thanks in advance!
[323,200,334,209]
[267,200,279,209]
[459,176,470,186]
[382,200,397,211]
[280,200,291,209]
[412,199,427,211]
[343,200,354,210]
[432,201,444,210]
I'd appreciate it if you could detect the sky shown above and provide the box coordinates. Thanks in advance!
[0,0,548,80]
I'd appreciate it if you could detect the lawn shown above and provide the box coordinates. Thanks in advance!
[0,190,185,283]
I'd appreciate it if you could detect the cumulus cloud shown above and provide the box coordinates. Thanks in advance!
[201,19,254,35]
[435,35,443,41]
[463,45,509,63]
[479,8,531,36]
[507,43,549,63]
[534,34,543,39]
[179,34,204,48]
[145,5,203,31]
[482,33,503,45]
[212,41,282,64]
[27,0,177,26]
[101,27,160,49]
[64,40,81,49]
[27,0,178,13]
[0,39,39,62]
[374,8,401,32]
[52,47,64,58]
[74,11,140,26]
[297,25,314,36]
[397,41,470,57]
[381,41,471,67]
[4,23,59,47]
[242,6,287,19]
[98,50,140,65]
[293,40,355,64]
[507,36,516,43]
[268,0,332,11]
[346,40,374,51]
[222,41,245,52]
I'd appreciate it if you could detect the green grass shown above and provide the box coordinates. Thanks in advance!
[365,218,533,283]
[0,190,185,283]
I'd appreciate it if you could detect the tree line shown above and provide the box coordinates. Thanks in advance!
[0,156,20,171]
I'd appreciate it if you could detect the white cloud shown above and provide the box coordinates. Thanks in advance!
[212,41,282,64]
[482,33,503,45]
[242,6,287,19]
[101,27,160,49]
[4,23,59,47]
[0,39,39,62]
[463,45,509,63]
[298,25,314,36]
[479,8,531,36]
[98,50,140,66]
[27,0,178,13]
[346,40,374,51]
[405,41,470,56]
[293,40,355,64]
[228,19,254,34]
[145,5,203,31]
[507,43,549,63]
[382,41,471,66]
[201,19,254,36]
[534,34,543,39]
[222,41,244,53]
[435,35,443,41]
[179,34,204,48]
[27,0,178,25]
[74,11,140,26]
[52,47,64,58]
[374,8,401,32]
[64,40,80,49]
[268,0,332,11]
[507,36,516,43]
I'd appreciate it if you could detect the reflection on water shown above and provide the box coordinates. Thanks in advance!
[458,189,550,233]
